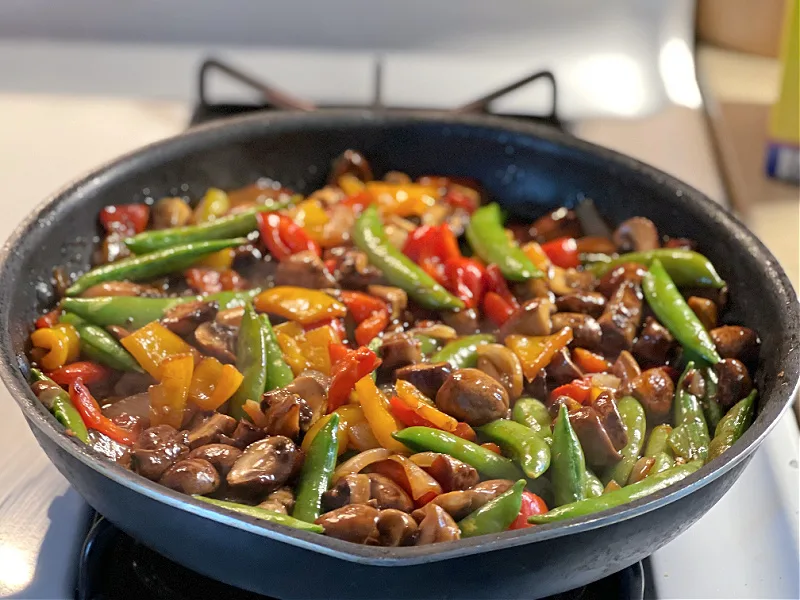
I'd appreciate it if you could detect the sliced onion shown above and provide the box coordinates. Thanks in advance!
[370,455,442,507]
[347,421,381,452]
[408,324,458,341]
[332,448,391,482]
[408,452,441,468]
[588,373,621,391]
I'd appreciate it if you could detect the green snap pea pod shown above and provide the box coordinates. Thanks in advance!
[604,396,646,486]
[353,205,464,310]
[700,367,725,431]
[260,314,294,392]
[60,289,260,330]
[551,404,586,506]
[511,397,552,442]
[293,413,340,523]
[65,238,249,296]
[392,427,524,481]
[30,368,89,443]
[458,479,526,537]
[414,334,439,356]
[125,203,290,253]
[644,424,674,458]
[585,470,604,498]
[477,419,550,479]
[529,460,703,524]
[229,304,268,420]
[59,312,142,372]
[465,203,543,281]
[669,362,711,462]
[586,249,725,288]
[431,334,494,368]
[193,496,323,533]
[642,259,721,365]
[646,452,675,478]
[707,390,757,462]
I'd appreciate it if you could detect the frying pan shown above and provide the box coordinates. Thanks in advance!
[1,111,797,599]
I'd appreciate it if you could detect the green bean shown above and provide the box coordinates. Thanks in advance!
[551,404,586,506]
[30,368,89,443]
[700,367,725,431]
[586,249,725,288]
[193,496,323,532]
[644,424,674,458]
[707,390,757,461]
[260,314,294,392]
[229,304,268,420]
[584,470,604,498]
[59,312,142,372]
[293,414,340,522]
[669,362,711,462]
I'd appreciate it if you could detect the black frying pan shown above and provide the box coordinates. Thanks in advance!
[1,111,797,599]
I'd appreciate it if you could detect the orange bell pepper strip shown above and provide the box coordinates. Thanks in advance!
[70,378,136,445]
[337,174,366,197]
[302,404,364,455]
[573,348,612,373]
[254,287,346,325]
[120,321,200,379]
[353,375,408,453]
[49,361,113,388]
[31,327,71,370]
[549,378,592,404]
[149,354,193,429]
[389,397,438,429]
[188,357,244,411]
[339,291,390,346]
[506,327,574,380]
[366,182,438,217]
[327,346,381,411]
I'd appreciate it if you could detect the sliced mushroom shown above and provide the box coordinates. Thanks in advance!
[258,487,296,514]
[435,369,510,426]
[260,388,311,440]
[548,267,595,296]
[555,291,606,317]
[395,362,452,400]
[415,479,514,521]
[102,392,151,428]
[611,350,641,394]
[592,392,628,451]
[329,149,373,184]
[322,473,372,512]
[328,248,384,290]
[284,370,329,427]
[186,412,237,449]
[367,285,408,320]
[161,300,219,336]
[379,333,422,374]
[597,280,643,357]
[274,250,339,290]
[613,217,660,252]
[193,322,237,364]
[315,504,380,544]
[153,197,193,229]
[368,473,414,512]
[710,326,760,363]
[226,436,300,494]
[713,358,754,410]
[596,263,648,299]
[632,316,676,367]
[687,296,718,331]
[94,234,131,265]
[81,281,161,298]
[551,312,602,351]
[159,458,220,496]
[629,367,674,423]
[569,406,623,469]
[374,509,418,547]
[476,344,524,400]
[132,425,188,481]
[547,395,583,419]
[86,430,132,467]
[545,347,584,388]
[187,443,242,477]
[529,207,582,242]
[218,419,266,450]
[216,306,245,328]
[442,307,480,335]
[414,503,461,545]
[498,298,552,341]
[426,454,479,492]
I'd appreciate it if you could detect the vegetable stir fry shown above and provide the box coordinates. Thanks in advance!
[28,150,761,545]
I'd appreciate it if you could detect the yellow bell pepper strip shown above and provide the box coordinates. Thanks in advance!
[228,304,269,420]
[31,327,71,370]
[292,199,330,243]
[260,314,294,391]
[195,248,235,270]
[273,320,305,338]
[254,287,346,325]
[522,241,553,274]
[299,325,338,375]
[275,331,308,376]
[338,174,366,197]
[121,321,200,379]
[303,405,364,455]
[188,357,244,411]
[193,187,230,223]
[53,323,81,363]
[395,380,460,432]
[354,375,408,453]
[506,327,574,380]
[366,182,438,217]
[149,354,194,429]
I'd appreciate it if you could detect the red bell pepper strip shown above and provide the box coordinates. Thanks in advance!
[389,396,437,428]
[328,342,350,366]
[437,224,462,263]
[442,187,478,214]
[484,264,519,308]
[443,257,485,309]
[541,237,580,269]
[99,204,150,236]
[49,361,114,388]
[185,267,223,293]
[402,225,437,263]
[355,311,389,346]
[573,348,611,373]
[327,346,381,411]
[70,378,136,445]
[509,490,548,530]
[340,191,374,213]
[35,308,61,330]
[219,269,247,291]
[340,291,390,346]
[256,212,321,261]
[483,291,515,326]
[549,378,592,404]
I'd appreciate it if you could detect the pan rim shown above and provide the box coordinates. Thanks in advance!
[1,108,797,566]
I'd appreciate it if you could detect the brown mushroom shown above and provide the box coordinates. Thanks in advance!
[274,250,339,290]
[611,350,642,394]
[368,473,414,512]
[426,454,479,492]
[215,306,245,328]
[367,285,408,320]
[569,406,623,469]
[551,312,602,351]
[86,430,132,468]
[596,263,648,298]
[132,425,189,481]
[548,267,595,296]
[415,479,516,521]
[193,322,237,363]
[435,369,510,426]
[219,419,267,449]
[153,197,193,229]
[260,388,311,440]
[315,504,380,544]
[322,474,372,512]
[185,412,237,449]
[687,297,718,331]
[284,370,329,427]
[414,503,461,545]
[379,333,422,374]
[498,298,552,341]
[555,291,606,317]
[545,347,585,387]
[613,217,660,252]
[632,317,676,367]
[710,326,760,363]
[713,358,754,410]
[629,367,674,423]
[161,300,218,336]
[187,443,242,477]
[597,280,643,356]
[81,281,161,298]
[328,248,384,290]
[548,395,583,419]
[529,207,582,242]
[442,307,480,335]
[374,509,418,547]
[329,149,373,184]
[258,487,296,514]
[592,392,628,450]
[226,436,301,494]
[159,458,220,495]
[395,362,452,400]
[476,344,524,400]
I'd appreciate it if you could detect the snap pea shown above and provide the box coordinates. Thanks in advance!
[193,496,323,533]
[707,389,757,462]
[477,419,550,479]
[642,259,721,366]
[586,249,725,288]
[459,479,526,538]
[392,427,524,481]
[30,368,89,443]
[414,334,439,356]
[466,203,542,281]
[229,304,268,420]
[551,404,586,506]
[353,205,464,310]
[65,238,249,296]
[529,461,703,524]
[125,203,289,253]
[604,396,646,486]
[260,314,294,392]
[431,334,494,369]
[644,424,674,458]
[700,367,725,431]
[585,470,604,498]
[60,289,260,330]
[669,362,711,462]
[59,312,142,372]
[293,413,340,523]
[511,397,552,442]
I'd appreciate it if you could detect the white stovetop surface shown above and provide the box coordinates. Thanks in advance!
[0,93,797,599]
